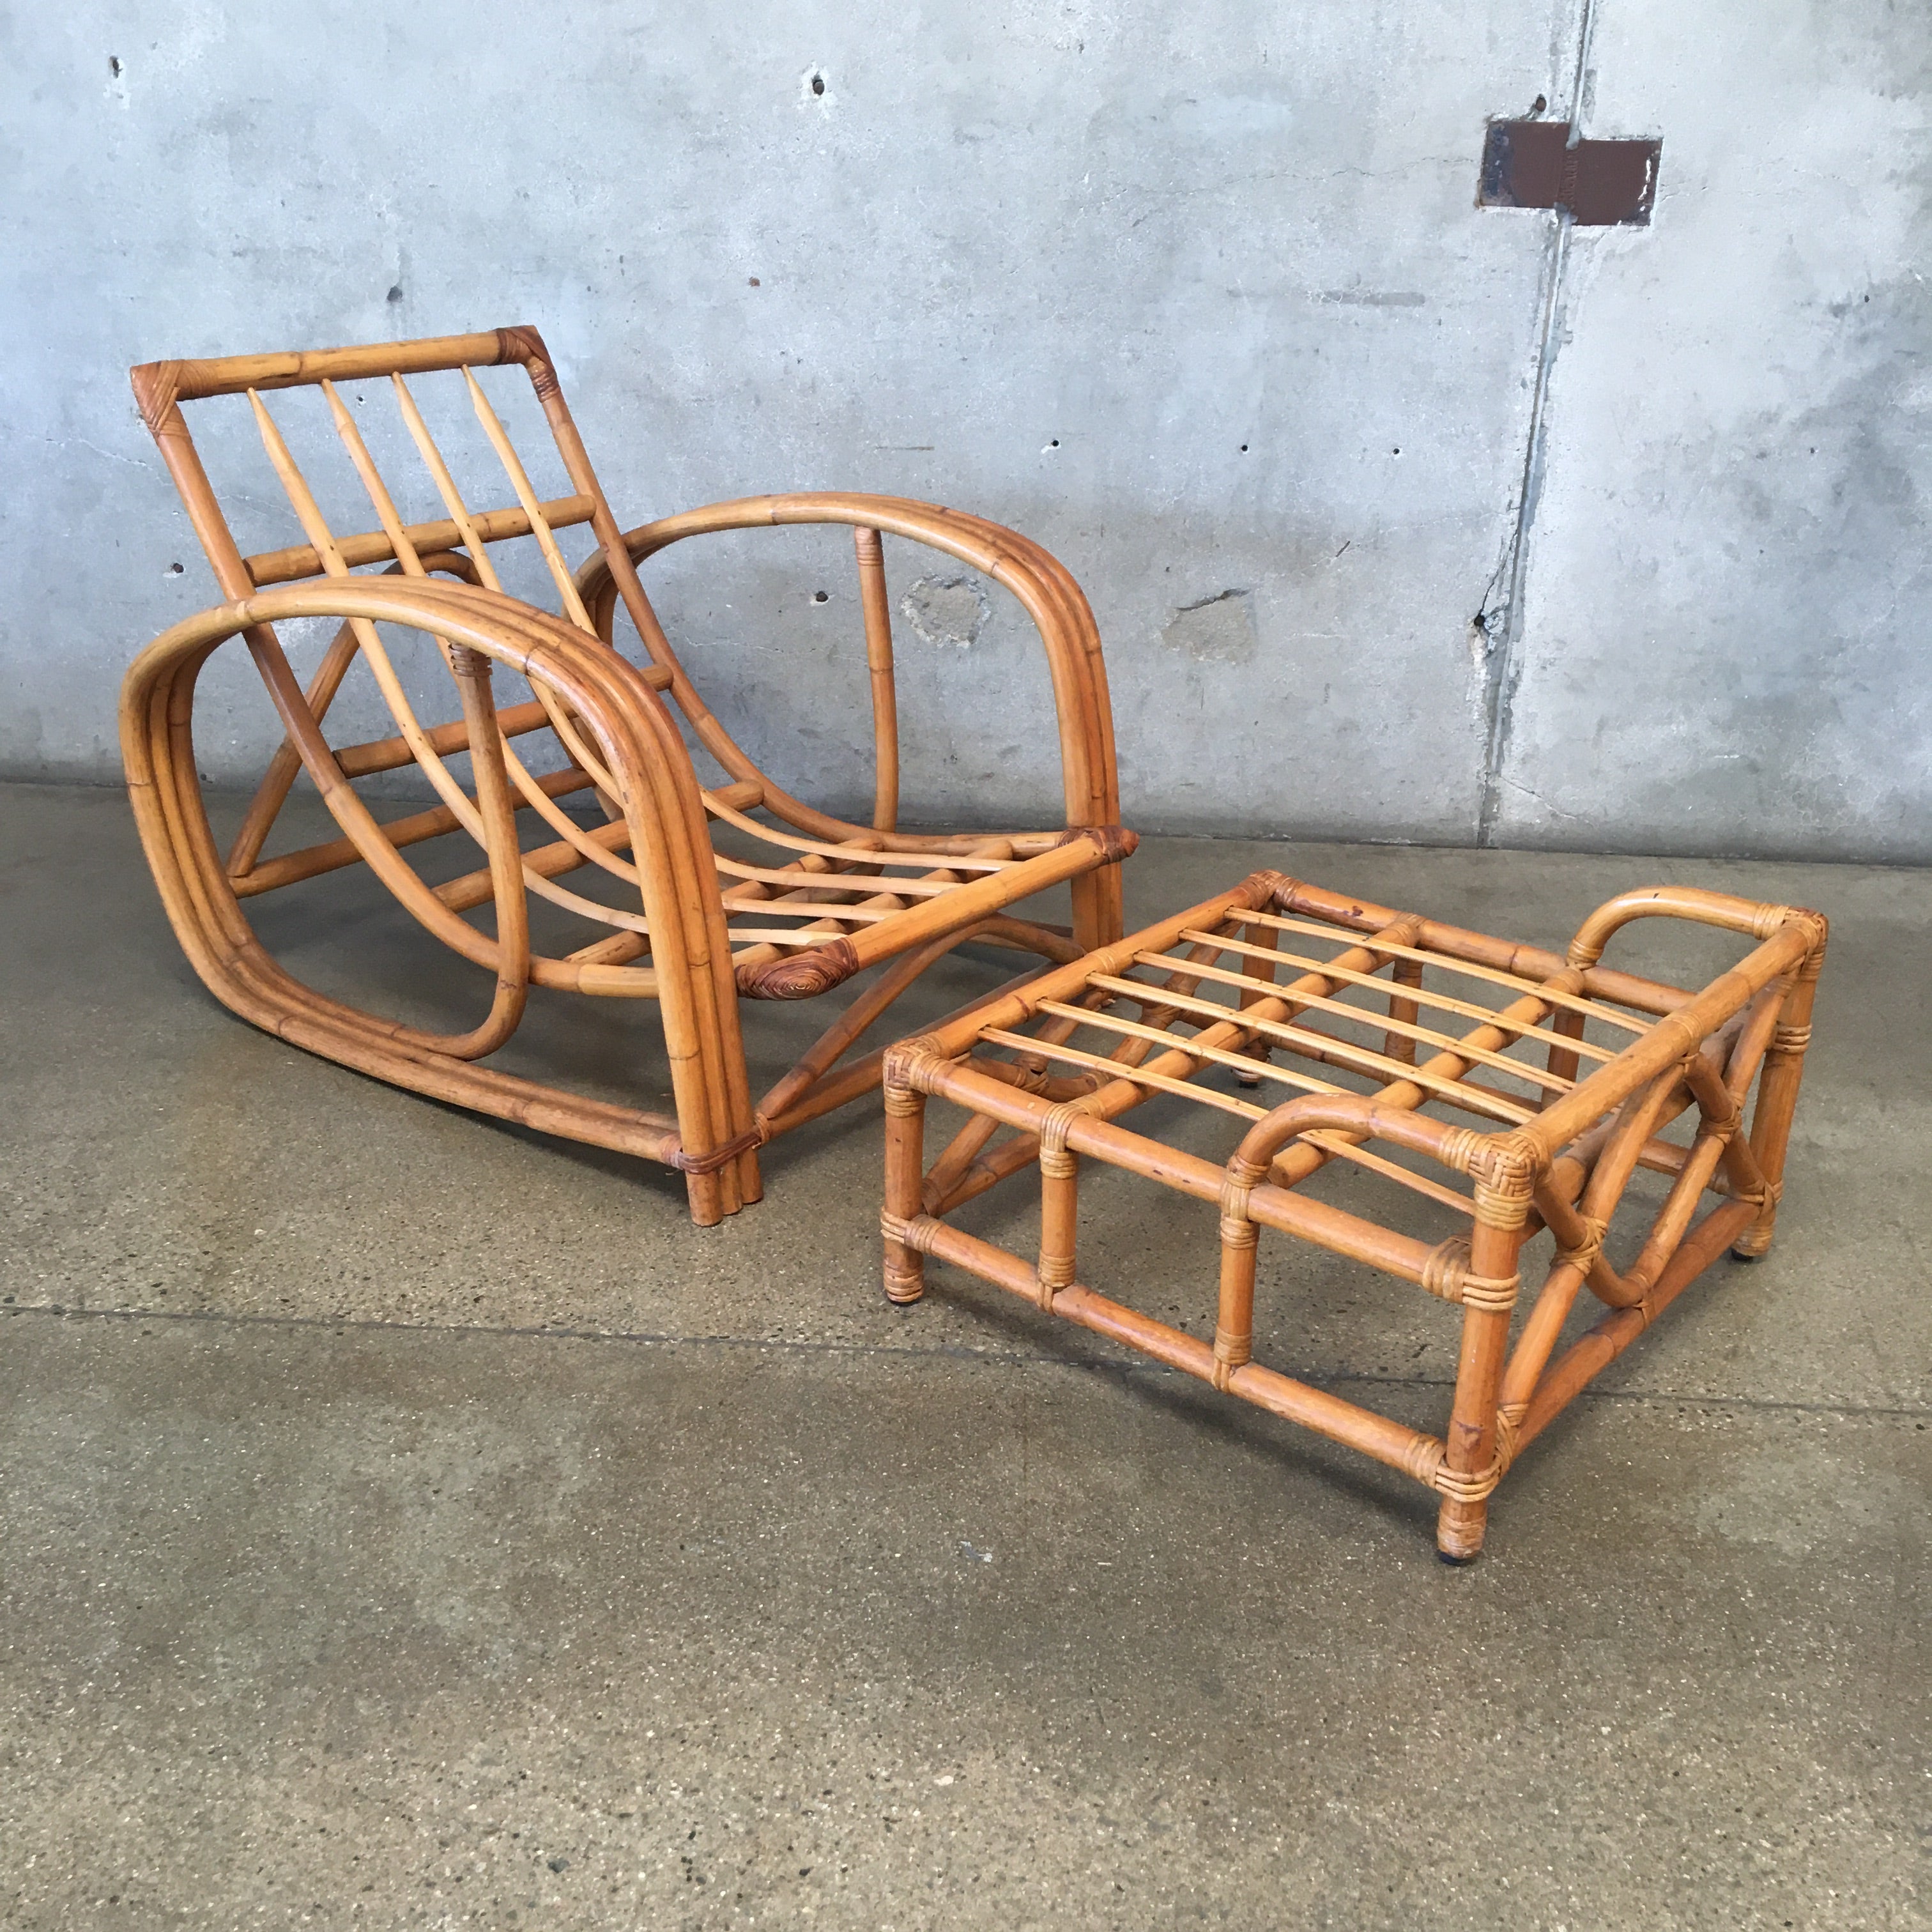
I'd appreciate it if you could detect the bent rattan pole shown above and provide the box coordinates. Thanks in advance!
[438,643,533,1057]
[576,494,1124,928]
[853,526,900,832]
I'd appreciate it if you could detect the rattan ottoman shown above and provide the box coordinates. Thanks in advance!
[878,870,1825,1560]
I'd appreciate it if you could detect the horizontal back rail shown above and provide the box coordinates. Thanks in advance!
[131,328,537,425]
[246,495,595,586]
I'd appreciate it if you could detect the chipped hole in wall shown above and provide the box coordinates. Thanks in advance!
[812,73,825,95]
[1162,588,1257,665]
[109,55,122,76]
[812,590,829,603]
[165,562,183,576]
[900,574,990,648]
[387,284,403,303]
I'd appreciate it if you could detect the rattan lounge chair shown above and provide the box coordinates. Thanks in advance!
[880,871,1826,1560]
[121,328,1131,1223]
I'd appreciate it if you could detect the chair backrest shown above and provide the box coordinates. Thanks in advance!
[130,325,666,652]
[128,326,731,924]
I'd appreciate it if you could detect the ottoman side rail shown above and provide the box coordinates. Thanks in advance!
[898,1050,1455,1284]
[881,1052,1453,1492]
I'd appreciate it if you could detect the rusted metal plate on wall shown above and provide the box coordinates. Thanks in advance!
[1480,120,1660,226]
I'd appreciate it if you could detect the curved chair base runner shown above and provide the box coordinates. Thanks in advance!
[880,870,1826,1560]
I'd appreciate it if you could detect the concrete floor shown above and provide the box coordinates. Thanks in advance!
[2,778,1926,1929]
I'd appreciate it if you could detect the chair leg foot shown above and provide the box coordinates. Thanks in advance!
[1436,1497,1489,1563]
[884,1262,925,1307]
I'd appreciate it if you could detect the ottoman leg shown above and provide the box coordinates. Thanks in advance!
[1733,931,1825,1259]
[883,1073,929,1305]
[1436,1173,1529,1563]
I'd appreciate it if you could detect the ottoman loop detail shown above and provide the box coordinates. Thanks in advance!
[1420,1237,1469,1302]
[1419,1237,1517,1312]
[1211,1325,1252,1393]
[1434,1456,1506,1505]
[1552,1213,1607,1274]
[1037,1100,1084,1175]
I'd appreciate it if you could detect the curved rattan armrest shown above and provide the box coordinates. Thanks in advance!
[574,491,1121,848]
[119,578,729,1004]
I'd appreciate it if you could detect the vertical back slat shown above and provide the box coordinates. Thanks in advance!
[389,373,621,801]
[463,367,597,633]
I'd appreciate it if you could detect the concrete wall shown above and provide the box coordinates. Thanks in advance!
[3,1,1926,859]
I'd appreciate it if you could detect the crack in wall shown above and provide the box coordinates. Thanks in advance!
[1475,0,1601,846]
[1475,221,1570,844]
